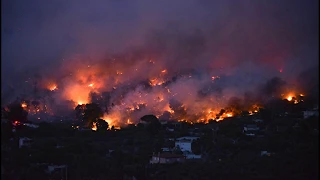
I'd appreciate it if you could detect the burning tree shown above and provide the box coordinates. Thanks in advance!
[75,103,103,127]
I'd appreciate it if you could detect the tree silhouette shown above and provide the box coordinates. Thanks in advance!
[96,119,109,131]
[75,103,103,127]
[140,115,161,136]
[4,103,28,122]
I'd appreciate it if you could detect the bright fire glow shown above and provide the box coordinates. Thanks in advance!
[49,85,58,91]
[91,122,97,131]
[21,103,27,108]
[127,119,133,124]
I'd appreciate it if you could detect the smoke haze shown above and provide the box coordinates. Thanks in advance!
[2,0,318,125]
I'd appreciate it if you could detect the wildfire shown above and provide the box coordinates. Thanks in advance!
[88,83,94,87]
[49,85,58,91]
[286,95,293,101]
[211,76,220,81]
[91,122,97,131]
[161,69,167,73]
[149,78,165,86]
[127,119,133,124]
[163,104,175,114]
[216,112,233,121]
[102,114,119,129]
[21,102,27,108]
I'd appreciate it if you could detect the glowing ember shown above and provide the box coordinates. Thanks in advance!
[91,122,97,131]
[127,119,133,124]
[161,69,167,73]
[21,103,27,108]
[88,83,94,87]
[286,96,293,101]
[211,76,220,80]
[49,85,58,91]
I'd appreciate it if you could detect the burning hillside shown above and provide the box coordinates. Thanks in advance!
[3,52,311,128]
[1,1,318,128]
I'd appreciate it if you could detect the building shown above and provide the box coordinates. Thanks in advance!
[243,124,260,136]
[175,136,200,152]
[23,123,39,128]
[150,153,186,164]
[175,140,192,152]
[183,151,202,159]
[253,119,264,123]
[303,110,319,119]
[161,147,172,152]
[19,137,33,148]
[260,151,274,157]
[176,136,200,141]
[243,124,260,132]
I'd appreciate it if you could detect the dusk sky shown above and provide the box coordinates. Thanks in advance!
[1,0,319,123]
[2,0,318,76]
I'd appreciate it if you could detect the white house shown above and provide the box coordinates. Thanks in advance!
[175,140,192,152]
[19,137,33,148]
[175,136,200,152]
[303,110,319,119]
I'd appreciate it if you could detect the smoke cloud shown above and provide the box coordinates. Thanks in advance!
[2,0,318,124]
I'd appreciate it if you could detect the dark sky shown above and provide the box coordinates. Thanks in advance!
[1,0,319,86]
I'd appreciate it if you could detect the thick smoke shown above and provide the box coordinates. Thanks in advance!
[1,0,318,124]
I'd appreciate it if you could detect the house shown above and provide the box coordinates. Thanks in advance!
[243,124,260,132]
[176,136,200,141]
[253,119,264,123]
[303,110,319,119]
[19,137,33,148]
[166,127,174,132]
[175,136,200,152]
[175,140,193,152]
[161,147,172,152]
[150,153,186,164]
[260,151,274,157]
[160,120,168,125]
[23,123,39,128]
[47,165,67,173]
[183,151,202,159]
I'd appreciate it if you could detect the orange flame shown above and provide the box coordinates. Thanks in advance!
[21,103,27,108]
[91,122,97,131]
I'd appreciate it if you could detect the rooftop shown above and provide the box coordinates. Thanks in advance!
[153,153,185,159]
